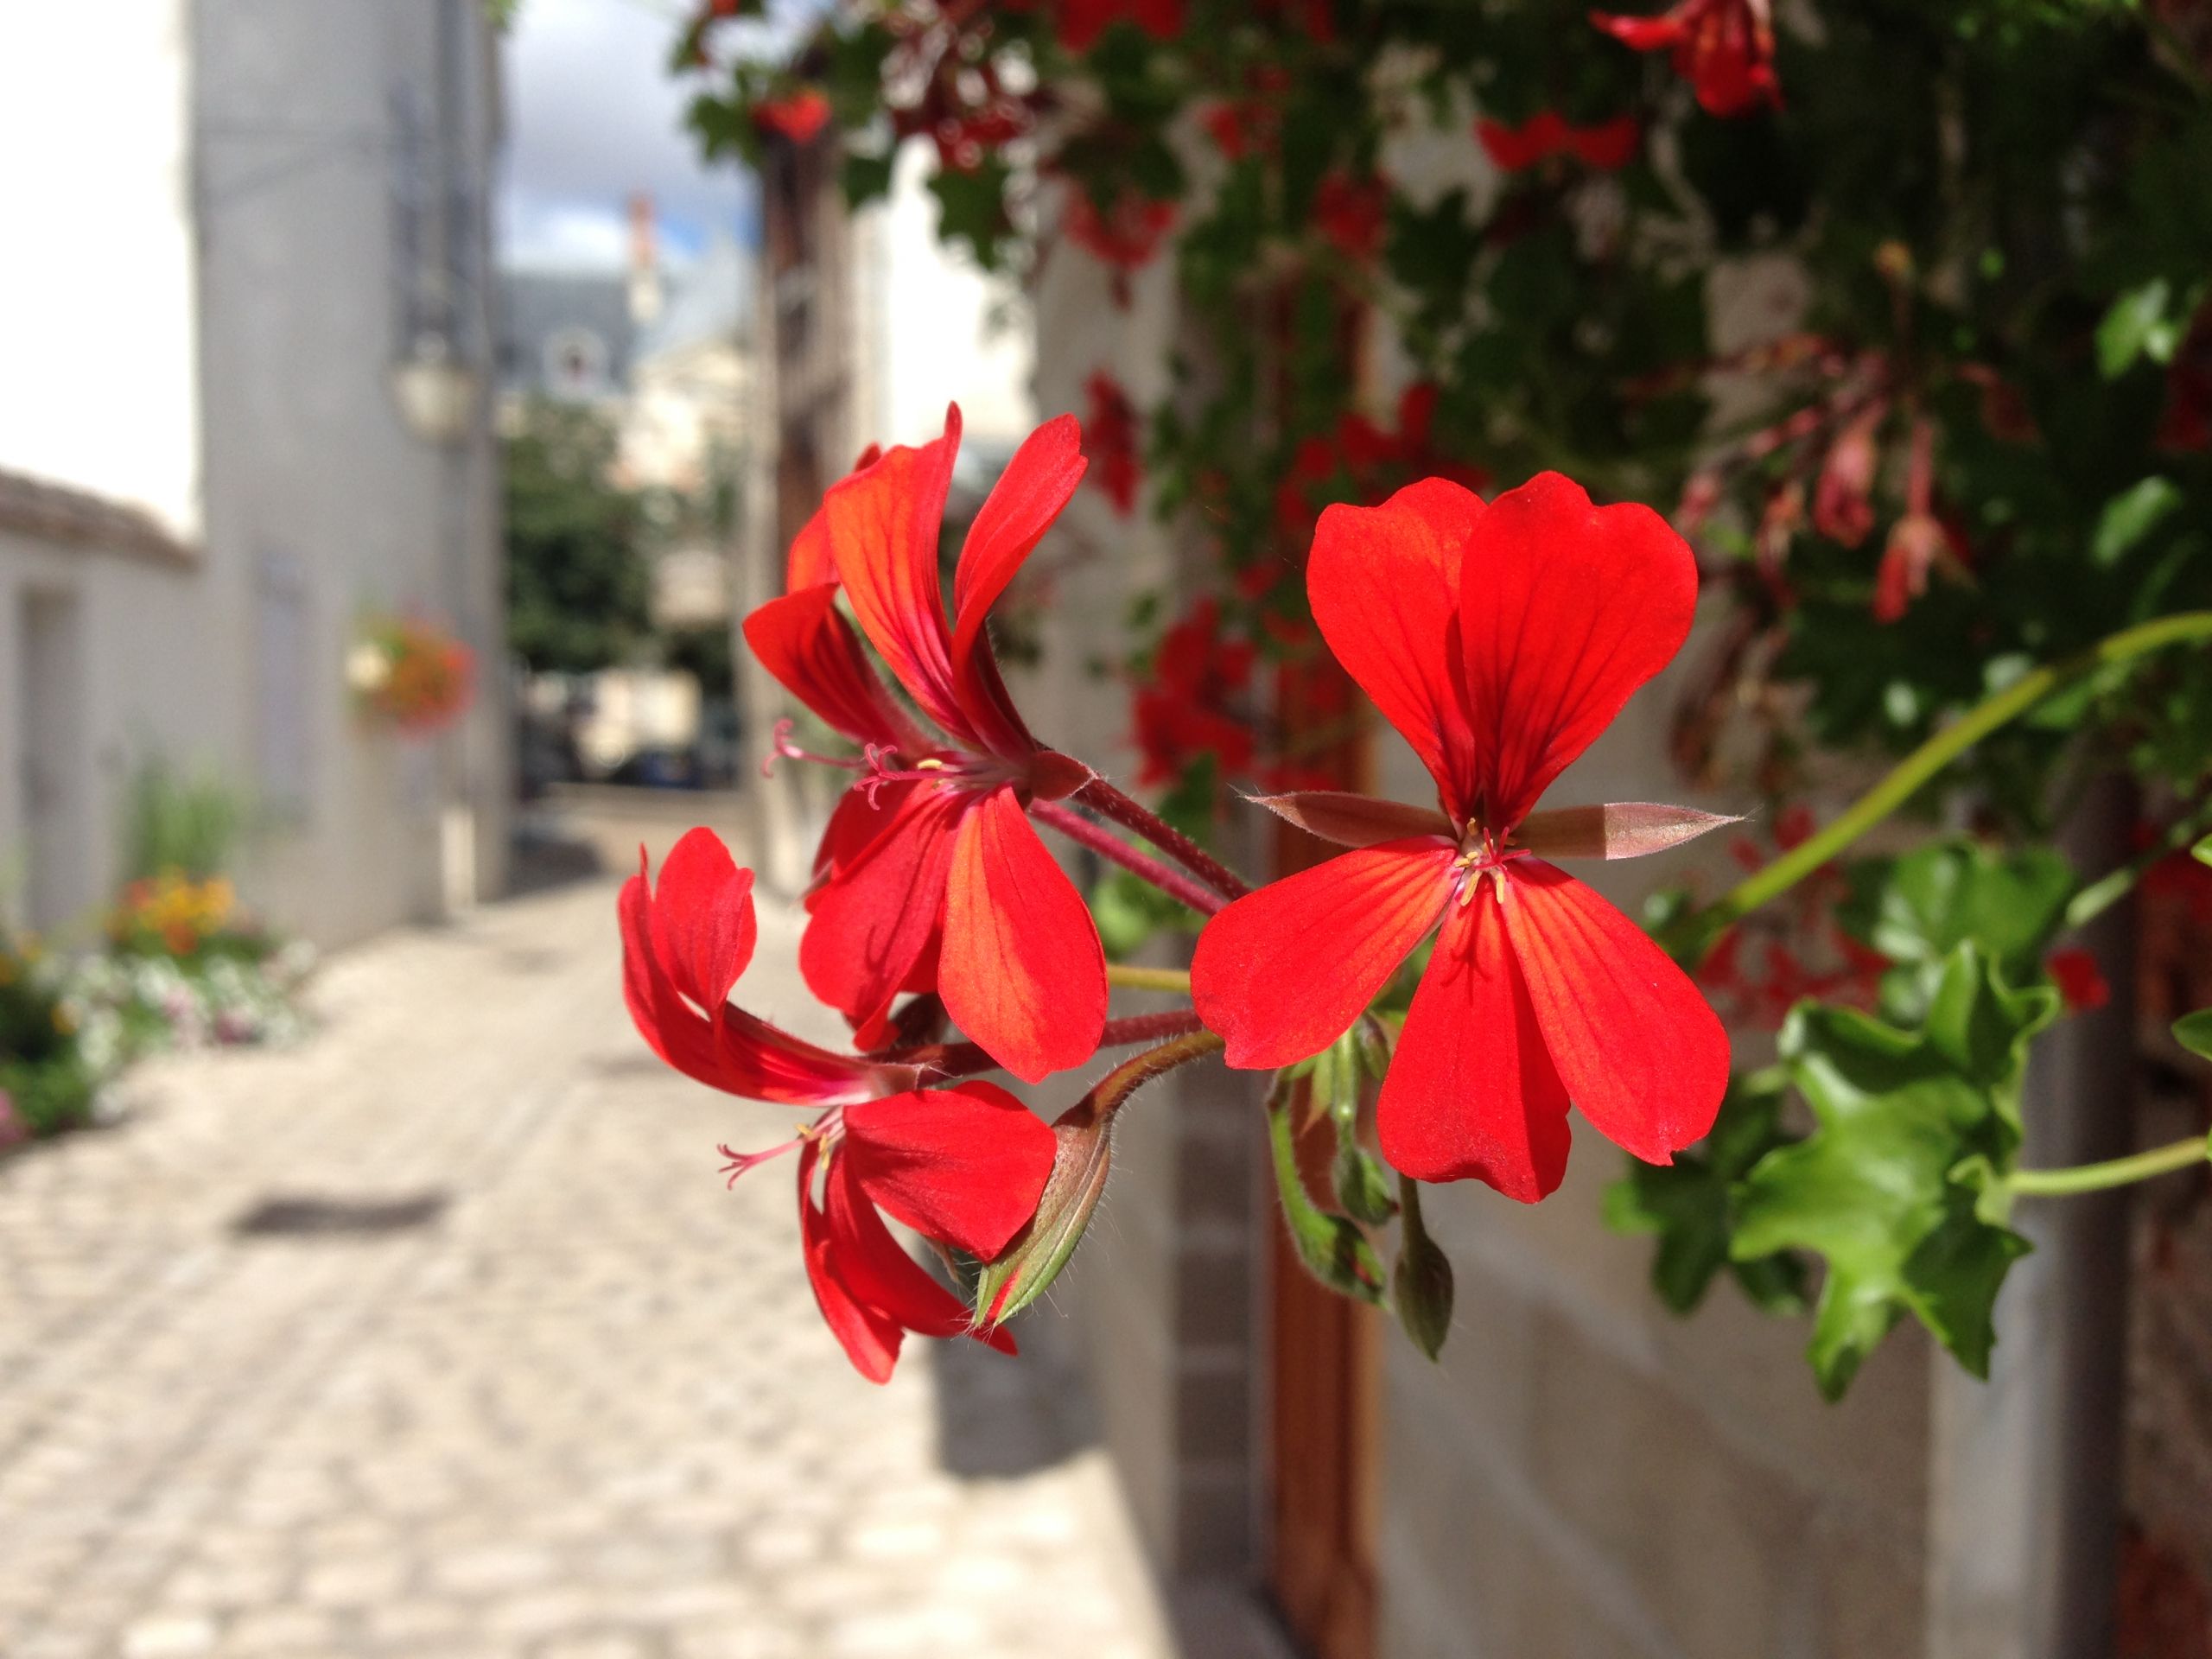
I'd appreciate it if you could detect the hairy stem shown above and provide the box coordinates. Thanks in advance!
[886,1011,1205,1078]
[1085,1027,1227,1121]
[1075,778,1252,900]
[1670,610,2212,965]
[2007,1135,2212,1198]
[1034,799,1227,916]
[1107,963,1194,994]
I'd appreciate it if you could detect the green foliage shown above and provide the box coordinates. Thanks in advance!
[1392,1175,1455,1361]
[1837,839,2075,1020]
[2177,1009,2212,1063]
[504,400,653,674]
[1267,1080,1385,1306]
[122,760,245,882]
[1732,946,2059,1398]
[1604,1071,1810,1318]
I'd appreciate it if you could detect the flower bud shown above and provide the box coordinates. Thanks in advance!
[1392,1176,1455,1361]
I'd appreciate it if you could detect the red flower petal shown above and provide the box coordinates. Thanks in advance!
[1192,838,1455,1070]
[619,852,880,1105]
[785,444,883,592]
[1308,478,1487,816]
[949,414,1086,756]
[1498,859,1728,1164]
[743,587,922,753]
[823,409,969,741]
[646,827,757,1015]
[842,1082,1058,1259]
[1568,115,1642,170]
[819,1150,1017,1367]
[1376,888,1572,1200]
[938,785,1106,1083]
[798,1140,906,1383]
[1590,9,1684,50]
[801,786,965,1033]
[809,779,910,886]
[1457,472,1698,830]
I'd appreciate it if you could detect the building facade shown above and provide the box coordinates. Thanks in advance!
[0,0,508,950]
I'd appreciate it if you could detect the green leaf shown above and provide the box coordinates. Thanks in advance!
[2194,832,2211,868]
[2177,1009,2212,1062]
[1732,946,2058,1398]
[840,149,896,210]
[1603,1070,1808,1316]
[2096,278,2173,378]
[2091,477,2183,568]
[1267,1083,1385,1305]
[926,158,1014,270]
[1839,840,2075,1020]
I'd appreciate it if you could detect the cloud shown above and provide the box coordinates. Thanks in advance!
[500,0,755,270]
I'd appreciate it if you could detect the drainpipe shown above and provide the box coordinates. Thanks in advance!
[1926,774,2136,1659]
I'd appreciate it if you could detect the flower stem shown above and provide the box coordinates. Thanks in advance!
[1075,778,1253,900]
[1107,963,1194,994]
[1033,799,1227,916]
[2007,1135,2212,1198]
[1669,610,2212,965]
[2065,791,2212,931]
[885,1011,1205,1077]
[1086,1027,1226,1120]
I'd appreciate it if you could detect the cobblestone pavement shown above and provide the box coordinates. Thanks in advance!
[0,876,1174,1659]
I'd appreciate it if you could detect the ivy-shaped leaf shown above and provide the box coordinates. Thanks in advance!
[1603,1069,1808,1316]
[1839,840,2075,1020]
[1731,945,2059,1399]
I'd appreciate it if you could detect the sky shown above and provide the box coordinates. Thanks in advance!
[499,0,758,271]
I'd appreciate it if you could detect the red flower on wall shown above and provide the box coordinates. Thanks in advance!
[1192,474,1732,1201]
[1132,597,1257,786]
[1084,372,1141,516]
[1052,0,1185,54]
[2046,947,2111,1014]
[1592,0,1781,118]
[1477,111,1641,172]
[1311,170,1389,264]
[743,407,1108,1084]
[753,89,832,144]
[621,829,1057,1383]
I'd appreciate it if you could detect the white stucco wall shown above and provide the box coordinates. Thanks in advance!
[853,144,1037,453]
[0,2,201,540]
[0,0,507,950]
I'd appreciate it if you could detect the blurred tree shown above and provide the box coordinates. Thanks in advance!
[503,400,652,674]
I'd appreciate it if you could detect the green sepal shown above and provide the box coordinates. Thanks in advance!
[1267,1081,1385,1306]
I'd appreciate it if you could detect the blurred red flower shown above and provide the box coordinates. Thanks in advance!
[1592,0,1781,118]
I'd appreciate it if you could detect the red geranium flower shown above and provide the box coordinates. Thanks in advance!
[1064,187,1178,274]
[1312,170,1389,264]
[1053,0,1185,53]
[1592,0,1781,118]
[753,89,832,144]
[742,407,1108,1084]
[2046,947,2110,1014]
[1477,111,1641,172]
[1084,372,1141,516]
[1133,597,1256,786]
[620,829,1056,1382]
[1192,474,1732,1201]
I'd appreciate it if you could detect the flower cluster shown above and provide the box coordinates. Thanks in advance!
[108,872,239,960]
[349,614,474,734]
[625,409,1740,1376]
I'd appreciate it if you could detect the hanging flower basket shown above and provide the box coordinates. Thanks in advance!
[349,613,474,735]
